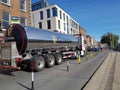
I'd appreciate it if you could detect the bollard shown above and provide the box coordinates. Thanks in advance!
[77,51,81,64]
[89,52,93,58]
[31,72,34,90]
[78,56,81,64]
[31,60,35,90]
[67,60,69,71]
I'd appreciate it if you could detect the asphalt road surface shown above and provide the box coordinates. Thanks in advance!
[0,50,108,90]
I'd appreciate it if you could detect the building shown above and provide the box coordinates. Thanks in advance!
[79,26,87,43]
[86,35,92,47]
[32,0,79,35]
[0,0,31,31]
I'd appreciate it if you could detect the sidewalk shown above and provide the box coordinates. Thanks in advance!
[84,51,120,90]
[112,52,120,90]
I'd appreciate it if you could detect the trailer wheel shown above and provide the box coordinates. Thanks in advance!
[46,54,55,68]
[34,55,45,71]
[55,53,63,65]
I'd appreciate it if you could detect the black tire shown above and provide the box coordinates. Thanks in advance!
[34,55,45,71]
[46,54,55,68]
[55,53,63,65]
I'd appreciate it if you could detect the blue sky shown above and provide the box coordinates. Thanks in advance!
[32,0,120,42]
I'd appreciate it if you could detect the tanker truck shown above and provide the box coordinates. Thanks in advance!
[0,24,81,71]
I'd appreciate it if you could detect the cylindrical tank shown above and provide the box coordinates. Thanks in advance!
[5,24,78,55]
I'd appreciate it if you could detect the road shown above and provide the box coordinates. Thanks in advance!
[0,50,108,90]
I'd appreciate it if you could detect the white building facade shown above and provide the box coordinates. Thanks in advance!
[32,3,79,35]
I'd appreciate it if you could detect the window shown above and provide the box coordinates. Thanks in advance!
[47,20,51,29]
[0,20,2,31]
[32,4,42,11]
[47,9,50,18]
[32,1,47,11]
[39,22,42,29]
[58,20,60,29]
[40,11,43,20]
[52,7,58,17]
[71,28,73,34]
[66,16,68,22]
[20,17,26,25]
[1,0,10,5]
[2,11,9,29]
[59,10,62,19]
[64,23,66,31]
[63,13,65,21]
[67,23,69,34]
[20,0,26,11]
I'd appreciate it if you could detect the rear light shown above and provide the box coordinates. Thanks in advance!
[15,58,22,62]
[72,53,75,56]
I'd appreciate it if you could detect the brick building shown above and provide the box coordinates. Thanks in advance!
[79,26,87,42]
[86,35,94,47]
[0,0,31,31]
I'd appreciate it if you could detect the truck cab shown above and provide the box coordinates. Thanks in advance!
[75,34,86,56]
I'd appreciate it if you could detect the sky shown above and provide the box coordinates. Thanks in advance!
[32,0,120,42]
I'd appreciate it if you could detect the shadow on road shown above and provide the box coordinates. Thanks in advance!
[16,81,31,90]
[0,69,15,77]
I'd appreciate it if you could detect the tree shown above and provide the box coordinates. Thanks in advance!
[101,32,119,48]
